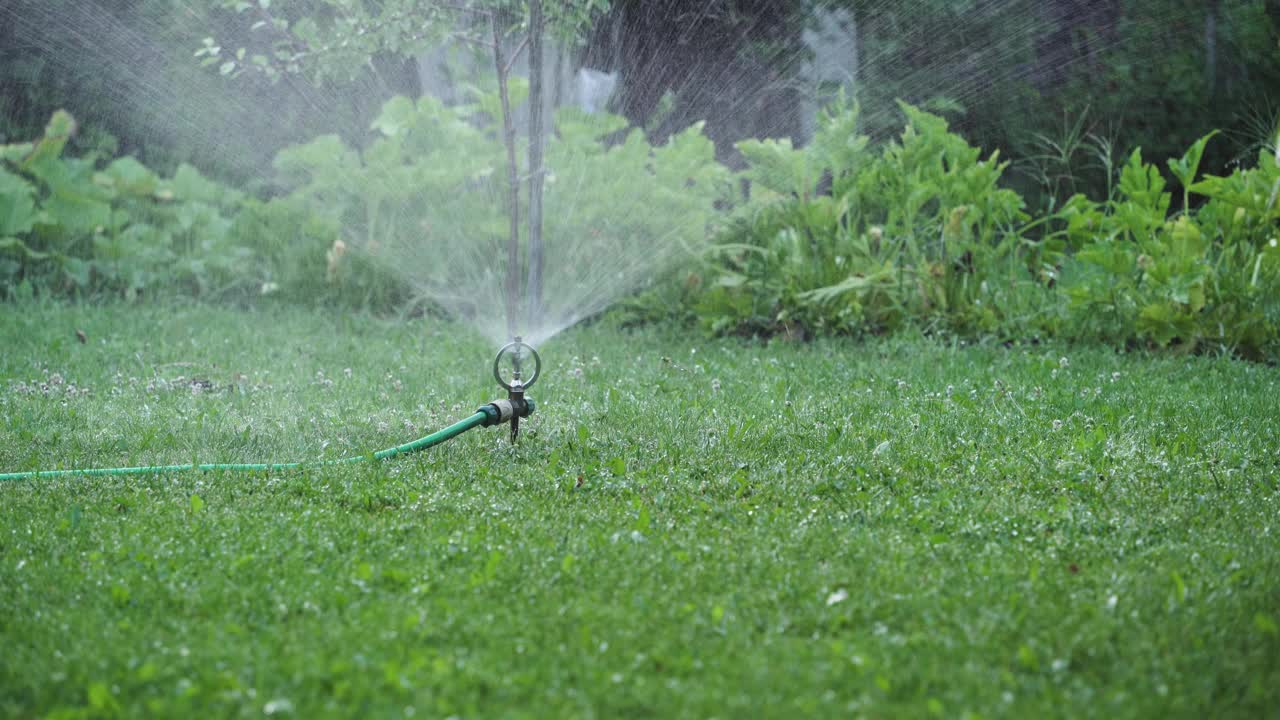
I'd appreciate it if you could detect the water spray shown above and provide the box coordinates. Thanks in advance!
[0,340,540,482]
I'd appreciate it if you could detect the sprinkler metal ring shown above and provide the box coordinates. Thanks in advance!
[493,337,541,391]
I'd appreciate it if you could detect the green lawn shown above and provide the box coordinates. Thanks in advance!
[2,302,1277,718]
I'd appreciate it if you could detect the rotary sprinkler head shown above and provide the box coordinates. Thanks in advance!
[482,336,540,442]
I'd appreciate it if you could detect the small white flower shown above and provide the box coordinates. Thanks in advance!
[1059,357,1070,369]
[826,588,849,606]
[1052,420,1063,431]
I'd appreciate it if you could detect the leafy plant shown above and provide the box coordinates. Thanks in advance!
[1058,133,1280,358]
[691,101,1278,361]
[268,92,727,331]
[698,100,1029,338]
[0,111,254,300]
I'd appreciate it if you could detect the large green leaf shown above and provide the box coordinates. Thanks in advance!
[99,156,158,198]
[167,163,242,206]
[1117,149,1169,211]
[1138,302,1196,347]
[370,95,417,137]
[42,191,112,235]
[463,80,528,127]
[555,106,629,144]
[0,168,39,236]
[1076,243,1135,276]
[20,110,77,182]
[797,265,897,305]
[60,255,92,288]
[811,93,869,191]
[0,142,33,164]
[1166,130,1218,193]
[1166,215,1206,259]
[273,134,361,191]
[738,137,810,197]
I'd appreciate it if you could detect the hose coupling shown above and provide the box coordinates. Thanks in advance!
[478,395,536,428]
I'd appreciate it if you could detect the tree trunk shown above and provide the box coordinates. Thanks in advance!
[491,12,521,340]
[527,0,545,329]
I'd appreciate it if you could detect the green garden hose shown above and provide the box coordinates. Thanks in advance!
[0,405,509,482]
[3,340,542,483]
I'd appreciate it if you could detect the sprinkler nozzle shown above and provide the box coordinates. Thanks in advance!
[493,337,541,392]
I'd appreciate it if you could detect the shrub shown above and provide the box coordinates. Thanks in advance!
[690,102,1279,361]
[1053,134,1280,358]
[696,100,1032,338]
[268,91,728,330]
[0,111,255,300]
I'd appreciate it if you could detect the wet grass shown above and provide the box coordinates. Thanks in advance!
[2,301,1278,718]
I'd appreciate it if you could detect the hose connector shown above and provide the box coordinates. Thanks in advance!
[478,396,536,426]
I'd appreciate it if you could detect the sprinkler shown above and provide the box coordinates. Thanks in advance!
[488,336,540,443]
[0,340,541,482]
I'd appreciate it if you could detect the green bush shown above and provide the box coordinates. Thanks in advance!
[696,100,1033,337]
[268,91,728,328]
[690,101,1279,361]
[3,103,1275,362]
[1053,135,1280,358]
[0,111,255,300]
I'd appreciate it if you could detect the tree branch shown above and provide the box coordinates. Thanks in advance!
[502,35,530,75]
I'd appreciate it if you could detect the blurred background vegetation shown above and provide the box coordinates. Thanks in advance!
[1,0,1278,358]
[5,1,1277,195]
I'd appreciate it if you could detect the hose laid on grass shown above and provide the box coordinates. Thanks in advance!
[0,409,492,482]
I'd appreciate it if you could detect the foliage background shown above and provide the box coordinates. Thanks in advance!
[1,0,1278,359]
[5,0,1277,192]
